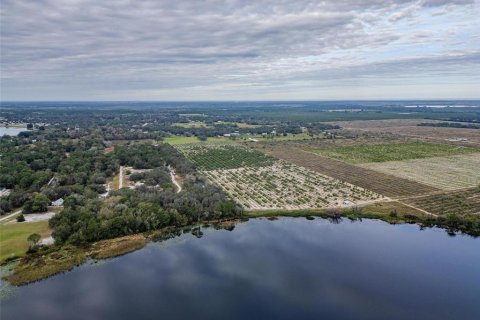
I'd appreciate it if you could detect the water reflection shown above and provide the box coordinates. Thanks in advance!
[1,218,479,320]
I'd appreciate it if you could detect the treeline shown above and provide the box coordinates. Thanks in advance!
[49,182,242,244]
[114,143,195,174]
[0,137,118,214]
[418,122,480,129]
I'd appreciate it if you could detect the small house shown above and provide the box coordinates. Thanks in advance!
[51,198,64,206]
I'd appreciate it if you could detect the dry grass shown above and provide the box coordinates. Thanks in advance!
[4,234,147,286]
[362,201,429,217]
[89,234,146,259]
[5,245,86,286]
[362,153,480,190]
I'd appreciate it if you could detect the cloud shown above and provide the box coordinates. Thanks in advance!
[0,0,479,100]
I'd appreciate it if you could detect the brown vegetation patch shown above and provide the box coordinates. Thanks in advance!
[90,234,146,259]
[5,245,86,286]
[362,201,430,217]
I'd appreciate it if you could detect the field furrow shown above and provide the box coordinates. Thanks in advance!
[265,146,439,197]
[361,153,480,190]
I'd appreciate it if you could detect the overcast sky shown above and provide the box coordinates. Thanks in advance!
[1,0,479,101]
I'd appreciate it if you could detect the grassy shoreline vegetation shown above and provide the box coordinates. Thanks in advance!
[4,205,479,286]
[245,203,480,236]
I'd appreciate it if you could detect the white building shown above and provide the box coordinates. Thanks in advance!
[51,198,64,206]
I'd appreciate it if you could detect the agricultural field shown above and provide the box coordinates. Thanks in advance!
[172,121,211,128]
[333,119,480,147]
[402,187,480,216]
[307,142,478,164]
[264,145,439,197]
[204,162,382,210]
[362,153,480,190]
[177,144,276,170]
[164,136,233,145]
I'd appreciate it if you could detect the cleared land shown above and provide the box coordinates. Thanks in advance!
[172,121,211,128]
[333,119,480,147]
[204,161,382,210]
[308,142,478,164]
[402,187,480,216]
[0,220,51,262]
[164,136,233,145]
[178,144,276,170]
[362,153,480,190]
[265,146,439,197]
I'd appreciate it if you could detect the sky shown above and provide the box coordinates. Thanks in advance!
[1,0,479,101]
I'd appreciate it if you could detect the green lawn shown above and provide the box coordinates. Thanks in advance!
[308,142,479,164]
[0,221,51,262]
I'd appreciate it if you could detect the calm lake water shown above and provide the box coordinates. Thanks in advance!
[1,218,479,320]
[0,126,27,136]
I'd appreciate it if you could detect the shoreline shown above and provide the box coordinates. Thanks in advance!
[2,209,478,287]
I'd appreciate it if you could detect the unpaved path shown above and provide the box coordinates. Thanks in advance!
[168,166,182,193]
[0,209,21,223]
[396,200,438,217]
[119,166,124,189]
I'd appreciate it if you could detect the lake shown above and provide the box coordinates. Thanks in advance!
[1,218,479,320]
[0,126,28,136]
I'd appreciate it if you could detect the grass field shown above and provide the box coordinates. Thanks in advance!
[307,142,478,164]
[265,145,439,197]
[178,144,276,170]
[204,161,382,210]
[362,153,480,190]
[0,221,51,262]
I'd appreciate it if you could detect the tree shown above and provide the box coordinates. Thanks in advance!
[16,214,26,222]
[27,233,41,248]
[31,193,50,213]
